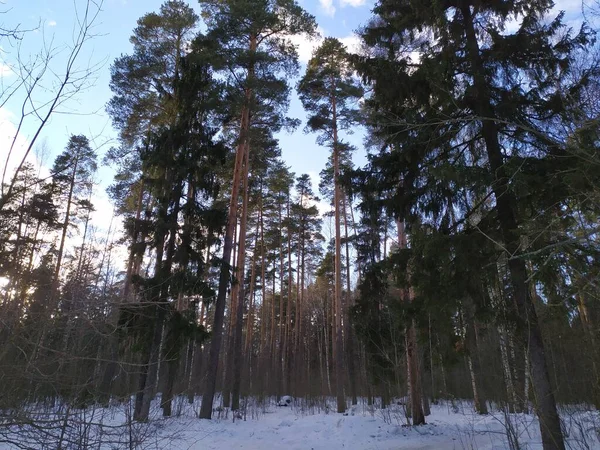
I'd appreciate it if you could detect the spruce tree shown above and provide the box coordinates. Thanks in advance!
[355,0,595,446]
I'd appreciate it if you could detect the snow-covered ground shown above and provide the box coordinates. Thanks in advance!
[161,399,600,450]
[1,398,599,449]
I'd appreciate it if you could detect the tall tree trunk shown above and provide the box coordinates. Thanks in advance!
[463,302,488,415]
[231,142,251,411]
[161,180,197,417]
[245,211,260,396]
[284,192,293,395]
[188,300,206,403]
[263,193,274,384]
[134,305,165,421]
[295,188,306,396]
[74,187,93,282]
[199,34,257,418]
[135,162,181,418]
[97,215,121,404]
[277,196,286,399]
[223,212,239,409]
[342,194,357,405]
[466,322,488,415]
[461,6,564,449]
[161,332,179,418]
[397,219,425,425]
[332,92,347,414]
[245,217,260,357]
[324,289,332,396]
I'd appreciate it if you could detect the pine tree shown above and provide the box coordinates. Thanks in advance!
[107,0,199,303]
[264,160,296,398]
[197,0,316,418]
[298,37,363,413]
[49,135,97,309]
[107,1,228,421]
[290,174,323,394]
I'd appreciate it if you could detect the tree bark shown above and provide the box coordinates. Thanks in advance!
[397,219,425,425]
[223,212,239,409]
[461,5,564,448]
[332,91,347,414]
[284,192,294,395]
[277,194,286,398]
[342,194,358,405]
[463,302,488,415]
[199,33,257,418]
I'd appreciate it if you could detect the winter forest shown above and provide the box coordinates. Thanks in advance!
[1,0,600,449]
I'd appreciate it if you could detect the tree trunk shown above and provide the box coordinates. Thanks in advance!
[463,303,488,415]
[284,191,294,395]
[134,305,165,421]
[397,219,425,425]
[231,142,251,411]
[332,88,347,414]
[199,33,256,418]
[324,290,332,396]
[223,214,239,409]
[277,196,286,398]
[343,194,358,405]
[461,6,564,448]
[245,217,260,358]
[161,339,179,417]
[295,185,306,396]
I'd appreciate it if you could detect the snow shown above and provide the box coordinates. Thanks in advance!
[163,400,599,450]
[1,398,599,449]
[277,395,293,407]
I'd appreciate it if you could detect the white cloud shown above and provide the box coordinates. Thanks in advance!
[90,188,118,234]
[500,0,585,36]
[47,20,57,27]
[320,0,336,17]
[0,64,13,78]
[340,0,367,7]
[288,29,363,64]
[289,34,321,63]
[553,0,582,13]
[339,34,361,55]
[288,27,326,63]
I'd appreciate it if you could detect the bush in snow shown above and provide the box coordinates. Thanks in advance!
[277,396,293,407]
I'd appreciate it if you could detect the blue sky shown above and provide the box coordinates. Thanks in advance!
[0,0,587,233]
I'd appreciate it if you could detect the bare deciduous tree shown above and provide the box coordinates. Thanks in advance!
[0,0,104,211]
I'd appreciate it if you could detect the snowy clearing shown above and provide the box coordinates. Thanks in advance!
[2,398,598,449]
[165,400,600,450]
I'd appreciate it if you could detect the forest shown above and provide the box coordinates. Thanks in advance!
[1,0,600,449]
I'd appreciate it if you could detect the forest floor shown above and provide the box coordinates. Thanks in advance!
[1,398,599,449]
[157,399,599,450]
